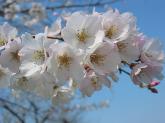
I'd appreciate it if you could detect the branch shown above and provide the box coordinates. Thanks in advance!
[0,0,121,16]
[46,0,121,10]
[32,35,64,41]
[119,68,130,76]
[29,100,39,123]
[0,97,29,111]
[3,104,25,123]
[41,111,51,123]
[47,35,63,40]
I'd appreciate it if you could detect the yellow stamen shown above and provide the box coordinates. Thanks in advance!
[0,38,6,46]
[117,42,127,52]
[105,25,118,39]
[17,76,28,88]
[76,29,89,43]
[90,53,105,65]
[32,49,45,61]
[10,50,20,62]
[91,77,99,89]
[57,53,72,68]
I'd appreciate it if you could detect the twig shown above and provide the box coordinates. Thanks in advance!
[29,100,39,123]
[0,97,29,111]
[47,36,63,40]
[3,104,25,123]
[46,0,121,10]
[0,0,121,16]
[119,68,130,76]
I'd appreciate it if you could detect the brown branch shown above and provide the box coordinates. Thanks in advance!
[32,35,64,41]
[0,0,121,16]
[47,36,63,40]
[46,0,121,10]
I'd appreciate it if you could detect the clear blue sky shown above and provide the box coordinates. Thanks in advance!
[0,0,164,122]
[83,0,165,123]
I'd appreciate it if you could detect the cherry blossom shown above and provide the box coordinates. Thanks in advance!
[47,42,84,85]
[0,8,164,102]
[0,39,22,73]
[84,41,121,75]
[140,38,164,65]
[102,9,137,43]
[10,62,56,99]
[79,68,111,96]
[0,23,17,47]
[131,63,163,86]
[62,12,102,50]
[19,33,48,65]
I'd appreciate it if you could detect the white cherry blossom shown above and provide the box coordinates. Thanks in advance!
[79,68,111,96]
[62,12,102,50]
[0,39,22,73]
[10,62,56,99]
[131,63,163,86]
[85,41,121,75]
[19,33,48,65]
[0,23,17,47]
[47,42,84,85]
[140,38,164,65]
[102,9,136,42]
[117,36,140,63]
[45,18,61,37]
[29,2,46,20]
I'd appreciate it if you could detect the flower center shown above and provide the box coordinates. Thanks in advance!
[10,50,20,62]
[32,49,45,61]
[91,77,99,89]
[17,76,28,88]
[90,53,105,65]
[105,25,118,39]
[117,42,127,52]
[57,53,72,68]
[0,38,6,46]
[76,29,89,43]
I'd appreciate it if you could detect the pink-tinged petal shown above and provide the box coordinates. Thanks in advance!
[131,63,163,86]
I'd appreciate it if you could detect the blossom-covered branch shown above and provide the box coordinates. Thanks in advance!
[0,7,164,106]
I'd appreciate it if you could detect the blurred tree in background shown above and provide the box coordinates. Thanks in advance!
[0,0,120,33]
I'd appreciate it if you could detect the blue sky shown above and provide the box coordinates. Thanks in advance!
[83,0,165,123]
[0,0,164,122]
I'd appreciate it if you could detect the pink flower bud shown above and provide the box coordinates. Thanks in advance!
[149,81,160,87]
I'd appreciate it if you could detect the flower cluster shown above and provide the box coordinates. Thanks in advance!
[0,8,164,104]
